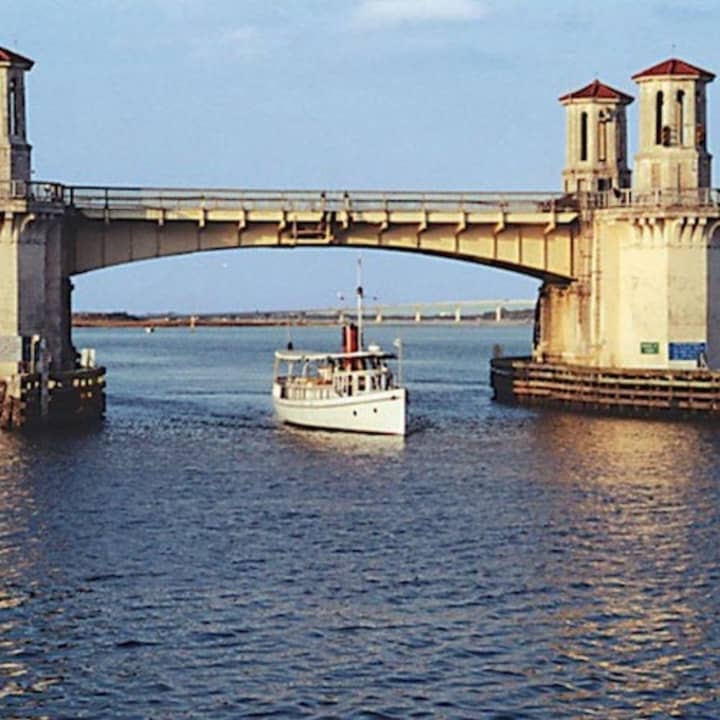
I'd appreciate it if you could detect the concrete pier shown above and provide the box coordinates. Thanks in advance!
[0,48,104,429]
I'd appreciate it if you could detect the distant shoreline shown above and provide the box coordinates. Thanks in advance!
[72,318,532,329]
[72,313,533,329]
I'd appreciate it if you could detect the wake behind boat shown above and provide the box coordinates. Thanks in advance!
[272,259,407,435]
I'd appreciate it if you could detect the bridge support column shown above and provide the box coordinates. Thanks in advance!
[0,211,75,377]
[0,209,103,430]
[534,280,590,364]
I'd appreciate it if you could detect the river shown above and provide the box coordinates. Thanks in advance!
[1,324,719,718]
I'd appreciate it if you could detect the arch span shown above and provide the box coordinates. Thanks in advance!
[65,187,581,282]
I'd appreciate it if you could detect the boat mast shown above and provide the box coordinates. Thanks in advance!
[356,256,364,350]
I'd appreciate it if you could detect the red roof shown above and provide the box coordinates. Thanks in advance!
[0,47,33,69]
[559,79,633,104]
[632,58,714,81]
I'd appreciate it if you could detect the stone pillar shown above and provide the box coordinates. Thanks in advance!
[0,210,73,379]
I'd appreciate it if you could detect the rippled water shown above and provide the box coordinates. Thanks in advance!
[1,324,720,718]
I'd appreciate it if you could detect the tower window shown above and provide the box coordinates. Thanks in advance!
[580,111,588,161]
[655,91,664,145]
[8,79,17,136]
[676,90,685,145]
[598,114,607,162]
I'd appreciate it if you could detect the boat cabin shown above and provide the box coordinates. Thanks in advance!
[273,349,397,401]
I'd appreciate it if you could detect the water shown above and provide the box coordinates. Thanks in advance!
[2,324,720,719]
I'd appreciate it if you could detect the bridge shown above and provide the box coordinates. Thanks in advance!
[319,297,535,323]
[3,48,720,426]
[53,186,580,280]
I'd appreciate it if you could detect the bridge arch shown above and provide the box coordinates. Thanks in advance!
[71,245,543,317]
[64,187,581,283]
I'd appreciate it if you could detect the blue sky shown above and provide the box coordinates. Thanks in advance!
[6,0,720,312]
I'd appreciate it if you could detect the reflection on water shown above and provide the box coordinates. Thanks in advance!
[1,325,719,718]
[519,413,720,715]
[279,425,406,458]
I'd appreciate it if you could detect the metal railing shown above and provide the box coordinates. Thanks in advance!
[582,187,720,210]
[6,181,720,214]
[61,185,571,214]
[0,180,65,203]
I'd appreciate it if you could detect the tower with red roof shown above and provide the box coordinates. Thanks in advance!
[0,47,33,190]
[631,58,714,195]
[559,79,633,193]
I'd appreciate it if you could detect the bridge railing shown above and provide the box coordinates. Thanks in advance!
[61,186,572,214]
[5,182,720,214]
[0,180,65,203]
[583,188,720,209]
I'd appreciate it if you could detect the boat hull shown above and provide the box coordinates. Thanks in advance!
[273,385,407,435]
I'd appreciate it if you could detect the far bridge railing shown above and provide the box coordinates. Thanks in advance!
[582,187,720,210]
[4,182,720,214]
[59,186,573,215]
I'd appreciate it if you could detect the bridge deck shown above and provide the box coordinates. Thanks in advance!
[49,186,583,280]
[8,182,586,280]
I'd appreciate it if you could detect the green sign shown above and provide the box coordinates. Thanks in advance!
[640,341,660,355]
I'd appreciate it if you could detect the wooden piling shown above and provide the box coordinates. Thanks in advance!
[491,356,720,418]
[0,367,105,430]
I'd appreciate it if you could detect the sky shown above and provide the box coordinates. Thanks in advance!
[5,0,720,312]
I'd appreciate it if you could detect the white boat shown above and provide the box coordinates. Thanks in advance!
[272,260,407,435]
[272,342,407,435]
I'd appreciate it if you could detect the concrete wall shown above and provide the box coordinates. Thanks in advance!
[0,210,72,378]
[536,210,718,370]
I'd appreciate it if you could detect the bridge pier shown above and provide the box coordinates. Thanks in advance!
[492,58,720,416]
[0,50,104,430]
[0,208,105,430]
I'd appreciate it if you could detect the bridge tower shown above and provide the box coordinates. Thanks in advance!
[0,47,33,189]
[559,79,633,193]
[632,58,714,195]
[584,58,720,372]
[0,47,71,382]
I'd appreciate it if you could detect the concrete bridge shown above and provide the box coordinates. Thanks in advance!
[3,48,720,425]
[59,186,579,279]
[4,179,582,377]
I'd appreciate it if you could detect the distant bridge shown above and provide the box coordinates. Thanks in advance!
[290,298,536,323]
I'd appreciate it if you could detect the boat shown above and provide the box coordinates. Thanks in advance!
[272,261,407,435]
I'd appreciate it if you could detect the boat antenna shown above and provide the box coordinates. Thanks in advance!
[285,322,294,351]
[356,255,364,349]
